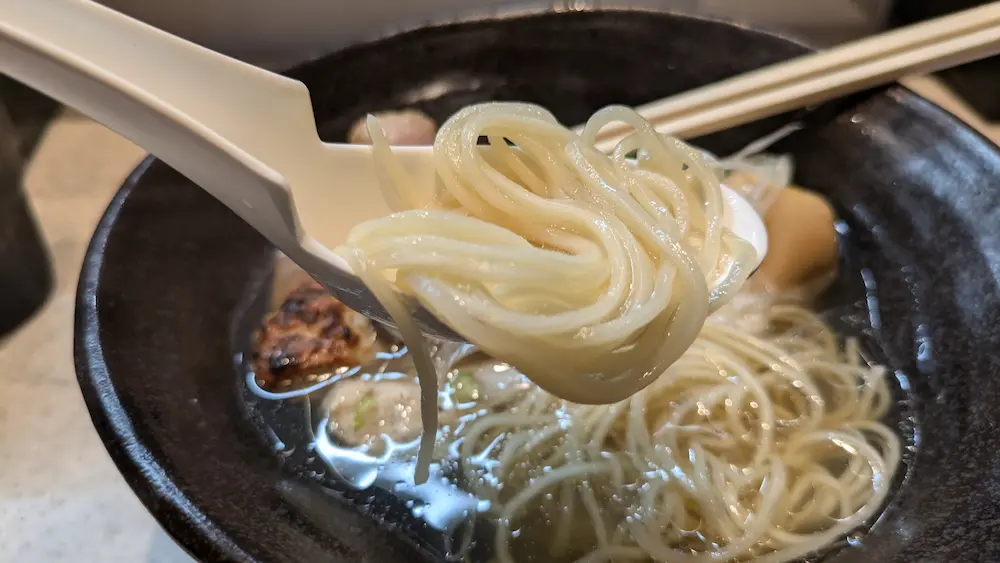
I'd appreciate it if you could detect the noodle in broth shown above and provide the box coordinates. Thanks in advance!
[458,294,899,562]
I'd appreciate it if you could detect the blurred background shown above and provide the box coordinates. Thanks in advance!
[93,0,895,68]
[4,0,997,175]
[0,0,996,562]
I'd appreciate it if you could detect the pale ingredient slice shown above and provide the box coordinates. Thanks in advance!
[750,185,839,293]
[326,378,423,447]
[347,109,437,146]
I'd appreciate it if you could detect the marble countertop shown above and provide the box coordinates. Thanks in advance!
[0,76,995,562]
[0,111,192,563]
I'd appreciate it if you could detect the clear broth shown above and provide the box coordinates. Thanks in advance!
[233,220,918,563]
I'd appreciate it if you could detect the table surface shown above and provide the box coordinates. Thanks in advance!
[0,76,995,563]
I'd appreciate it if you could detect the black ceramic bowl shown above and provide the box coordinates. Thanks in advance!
[74,8,1000,563]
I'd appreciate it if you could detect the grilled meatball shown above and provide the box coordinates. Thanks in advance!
[252,280,379,388]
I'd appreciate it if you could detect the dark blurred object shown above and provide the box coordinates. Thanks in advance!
[0,77,61,157]
[891,0,1000,120]
[0,78,53,337]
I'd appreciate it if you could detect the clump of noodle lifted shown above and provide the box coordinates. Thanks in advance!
[337,103,757,483]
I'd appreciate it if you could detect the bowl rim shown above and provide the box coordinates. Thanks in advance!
[286,2,817,73]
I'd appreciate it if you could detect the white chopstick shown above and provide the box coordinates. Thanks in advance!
[584,1,1000,151]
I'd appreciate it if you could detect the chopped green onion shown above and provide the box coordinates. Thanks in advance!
[453,369,480,403]
[353,390,377,432]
